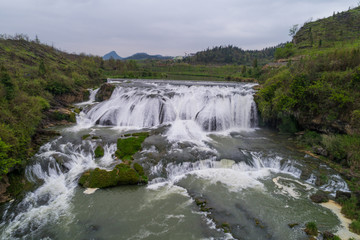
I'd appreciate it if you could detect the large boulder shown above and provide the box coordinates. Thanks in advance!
[95,83,116,102]
[78,163,147,188]
[310,191,329,203]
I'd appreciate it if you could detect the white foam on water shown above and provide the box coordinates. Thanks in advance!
[1,139,115,239]
[166,120,211,147]
[83,188,98,194]
[273,176,314,199]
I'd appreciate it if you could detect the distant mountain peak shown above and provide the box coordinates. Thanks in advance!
[103,51,122,60]
[103,51,172,61]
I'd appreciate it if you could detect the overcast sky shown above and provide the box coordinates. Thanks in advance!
[0,0,357,57]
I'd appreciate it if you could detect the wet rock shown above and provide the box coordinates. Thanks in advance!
[0,176,11,203]
[95,83,115,102]
[310,191,329,203]
[312,146,328,157]
[335,191,351,202]
[88,224,100,231]
[322,231,335,239]
[288,223,299,228]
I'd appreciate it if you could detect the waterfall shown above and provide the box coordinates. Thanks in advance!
[80,80,258,131]
[1,80,350,240]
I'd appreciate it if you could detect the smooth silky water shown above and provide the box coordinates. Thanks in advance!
[0,79,350,239]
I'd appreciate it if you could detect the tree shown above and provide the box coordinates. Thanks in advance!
[35,35,40,44]
[0,138,18,178]
[289,24,299,37]
[252,58,258,68]
[38,60,47,77]
[1,66,15,100]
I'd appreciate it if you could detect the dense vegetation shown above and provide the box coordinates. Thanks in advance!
[255,5,360,233]
[0,34,105,180]
[183,45,277,65]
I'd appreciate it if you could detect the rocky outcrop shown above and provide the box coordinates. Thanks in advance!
[95,83,115,102]
[78,163,147,188]
[0,176,11,203]
[310,191,329,203]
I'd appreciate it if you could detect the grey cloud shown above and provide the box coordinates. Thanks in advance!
[0,0,357,56]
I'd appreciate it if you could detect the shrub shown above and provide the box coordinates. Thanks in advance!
[350,220,360,234]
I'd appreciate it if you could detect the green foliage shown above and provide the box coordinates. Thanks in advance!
[293,6,360,49]
[0,138,19,178]
[274,43,295,60]
[340,196,360,220]
[38,60,47,77]
[304,222,318,236]
[300,130,322,146]
[1,66,16,100]
[94,146,104,158]
[277,114,298,134]
[0,36,105,182]
[350,220,360,234]
[182,45,276,65]
[321,135,360,168]
[133,162,144,176]
[51,111,75,122]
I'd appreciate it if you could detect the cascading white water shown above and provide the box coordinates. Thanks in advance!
[79,81,258,131]
[1,80,352,240]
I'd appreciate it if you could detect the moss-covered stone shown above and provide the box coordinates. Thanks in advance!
[94,146,104,158]
[288,223,299,228]
[78,163,148,188]
[115,132,149,159]
[74,107,82,114]
[221,222,230,233]
[82,134,91,140]
[133,162,144,176]
[304,222,318,236]
[95,83,116,102]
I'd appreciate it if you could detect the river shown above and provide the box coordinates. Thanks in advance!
[0,79,351,239]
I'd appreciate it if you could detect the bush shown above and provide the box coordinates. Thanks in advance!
[0,138,19,178]
[275,43,295,60]
[350,220,360,234]
[301,130,322,146]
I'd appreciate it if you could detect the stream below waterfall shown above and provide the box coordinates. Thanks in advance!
[0,79,353,240]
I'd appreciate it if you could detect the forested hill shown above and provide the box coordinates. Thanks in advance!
[293,6,360,48]
[183,45,277,65]
[0,34,104,182]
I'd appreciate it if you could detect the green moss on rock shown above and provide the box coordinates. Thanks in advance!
[304,222,318,236]
[94,146,104,158]
[115,132,149,159]
[78,163,148,188]
[82,134,91,140]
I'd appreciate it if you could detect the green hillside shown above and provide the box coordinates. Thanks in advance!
[293,6,360,49]
[0,35,104,180]
[255,7,360,232]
